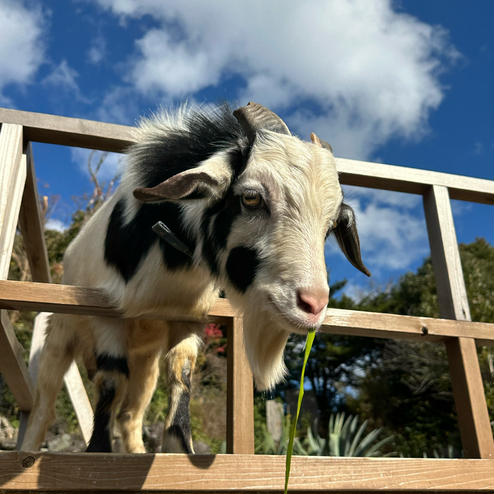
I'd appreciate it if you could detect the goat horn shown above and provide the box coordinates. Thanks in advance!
[310,132,333,153]
[233,102,291,142]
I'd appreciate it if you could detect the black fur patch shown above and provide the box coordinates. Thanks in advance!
[87,380,116,452]
[198,144,250,274]
[132,104,246,189]
[165,391,192,454]
[200,191,242,275]
[104,198,195,281]
[105,105,253,283]
[226,246,260,292]
[96,353,129,378]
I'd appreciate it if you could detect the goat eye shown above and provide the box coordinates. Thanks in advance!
[241,190,263,209]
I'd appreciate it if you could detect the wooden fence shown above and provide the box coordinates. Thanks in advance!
[0,107,493,493]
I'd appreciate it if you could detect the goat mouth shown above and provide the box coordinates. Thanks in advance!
[267,295,322,334]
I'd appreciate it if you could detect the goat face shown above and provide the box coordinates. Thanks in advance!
[133,103,369,389]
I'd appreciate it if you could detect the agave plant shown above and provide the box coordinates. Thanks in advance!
[256,413,292,455]
[295,412,396,457]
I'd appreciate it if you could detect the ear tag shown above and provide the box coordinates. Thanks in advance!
[152,221,193,258]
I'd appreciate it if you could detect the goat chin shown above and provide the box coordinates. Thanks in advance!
[242,311,290,391]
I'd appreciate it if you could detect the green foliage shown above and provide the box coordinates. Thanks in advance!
[255,409,395,457]
[295,412,395,457]
[345,238,494,457]
[281,238,493,458]
[257,412,292,455]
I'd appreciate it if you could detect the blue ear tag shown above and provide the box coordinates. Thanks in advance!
[152,221,193,258]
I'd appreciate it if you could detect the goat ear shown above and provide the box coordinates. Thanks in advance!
[133,158,231,203]
[334,203,371,277]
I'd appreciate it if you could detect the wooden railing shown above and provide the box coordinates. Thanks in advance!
[0,107,493,493]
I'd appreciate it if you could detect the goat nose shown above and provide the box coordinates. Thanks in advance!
[297,288,329,316]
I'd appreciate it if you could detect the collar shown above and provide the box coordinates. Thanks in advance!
[152,221,193,258]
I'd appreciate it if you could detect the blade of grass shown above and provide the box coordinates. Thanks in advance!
[284,329,316,494]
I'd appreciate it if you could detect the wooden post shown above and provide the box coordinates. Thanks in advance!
[0,124,25,277]
[423,185,494,458]
[18,143,51,283]
[15,144,93,447]
[226,317,254,453]
[0,124,33,411]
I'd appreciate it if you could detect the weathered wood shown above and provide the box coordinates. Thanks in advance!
[336,157,494,205]
[0,107,134,152]
[18,144,51,283]
[320,307,493,345]
[0,125,34,413]
[226,317,254,454]
[0,311,33,411]
[0,124,25,278]
[0,280,492,344]
[0,453,492,492]
[0,279,121,317]
[423,185,494,459]
[63,361,93,446]
[0,108,492,204]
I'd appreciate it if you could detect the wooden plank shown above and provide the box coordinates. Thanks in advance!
[423,185,494,459]
[0,124,34,412]
[17,144,51,283]
[0,107,134,152]
[0,280,492,344]
[226,317,254,454]
[337,157,494,205]
[320,308,493,345]
[0,279,121,317]
[0,453,492,492]
[17,145,94,447]
[63,361,93,446]
[0,124,25,278]
[0,108,492,204]
[0,311,33,411]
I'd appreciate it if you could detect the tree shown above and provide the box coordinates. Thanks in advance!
[280,239,493,457]
[347,239,494,456]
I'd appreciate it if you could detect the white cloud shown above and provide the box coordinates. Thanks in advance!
[42,60,79,92]
[0,0,45,102]
[45,218,68,232]
[91,0,458,160]
[87,35,107,64]
[95,86,141,125]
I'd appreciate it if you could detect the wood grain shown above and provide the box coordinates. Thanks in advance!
[0,108,492,203]
[0,311,33,411]
[63,360,93,445]
[18,144,51,283]
[0,453,492,492]
[0,107,134,152]
[337,158,494,205]
[226,317,254,454]
[0,280,121,317]
[0,124,25,278]
[423,185,494,459]
[0,280,492,344]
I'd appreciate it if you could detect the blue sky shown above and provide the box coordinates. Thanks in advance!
[1,0,492,299]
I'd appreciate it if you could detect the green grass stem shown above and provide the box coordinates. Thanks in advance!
[284,329,316,494]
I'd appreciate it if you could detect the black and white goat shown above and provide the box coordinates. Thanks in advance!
[22,103,369,453]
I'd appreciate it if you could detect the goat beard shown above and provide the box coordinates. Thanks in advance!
[242,310,289,391]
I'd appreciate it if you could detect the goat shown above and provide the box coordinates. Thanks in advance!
[21,102,369,453]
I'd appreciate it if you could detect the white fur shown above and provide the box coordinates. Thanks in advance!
[23,106,348,453]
